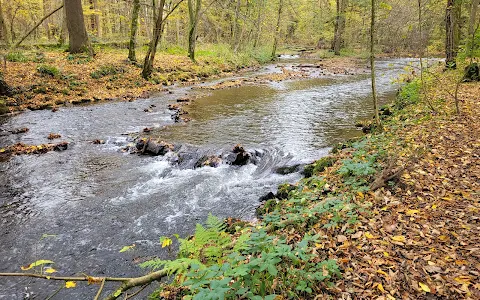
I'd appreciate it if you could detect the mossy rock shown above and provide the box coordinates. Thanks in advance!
[276,183,296,200]
[0,99,8,115]
[256,198,280,216]
[303,156,337,178]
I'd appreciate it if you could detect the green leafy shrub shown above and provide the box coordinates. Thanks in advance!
[90,64,124,79]
[6,52,29,62]
[395,79,420,109]
[142,214,340,299]
[37,65,60,77]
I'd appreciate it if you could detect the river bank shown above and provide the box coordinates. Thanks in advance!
[138,66,479,299]
[0,46,368,114]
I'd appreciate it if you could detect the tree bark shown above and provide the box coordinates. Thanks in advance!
[42,0,51,40]
[0,0,9,47]
[188,0,202,61]
[469,0,479,37]
[445,0,457,68]
[333,0,347,55]
[271,0,284,59]
[65,0,93,55]
[128,0,141,62]
[142,0,167,79]
[370,0,380,127]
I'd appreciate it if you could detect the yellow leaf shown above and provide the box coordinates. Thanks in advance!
[65,281,77,289]
[378,283,385,293]
[44,268,57,274]
[119,244,136,253]
[377,269,388,277]
[365,232,374,239]
[431,204,437,209]
[391,236,406,242]
[387,294,396,300]
[406,209,419,216]
[383,252,389,257]
[21,260,54,270]
[419,282,431,293]
[161,238,172,248]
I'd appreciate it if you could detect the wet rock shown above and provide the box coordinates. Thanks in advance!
[144,108,153,113]
[225,144,251,166]
[168,103,181,110]
[275,164,303,175]
[259,192,276,202]
[47,133,61,140]
[136,138,174,156]
[51,107,59,112]
[195,155,222,168]
[143,127,152,133]
[176,97,192,103]
[53,142,68,151]
[91,139,105,144]
[11,128,29,134]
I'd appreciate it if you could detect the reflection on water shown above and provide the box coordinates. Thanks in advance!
[0,58,413,298]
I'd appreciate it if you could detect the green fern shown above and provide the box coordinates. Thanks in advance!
[140,258,205,275]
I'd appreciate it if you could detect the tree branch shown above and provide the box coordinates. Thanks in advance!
[14,4,64,48]
[0,272,130,282]
[104,269,168,300]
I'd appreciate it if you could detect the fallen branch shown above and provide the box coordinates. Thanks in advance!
[0,269,169,300]
[104,269,168,300]
[0,272,129,282]
[370,160,406,191]
[14,4,64,48]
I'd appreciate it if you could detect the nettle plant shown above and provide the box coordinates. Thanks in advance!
[141,215,341,299]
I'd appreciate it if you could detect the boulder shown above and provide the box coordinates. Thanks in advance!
[226,144,251,166]
[464,63,480,82]
[136,138,173,156]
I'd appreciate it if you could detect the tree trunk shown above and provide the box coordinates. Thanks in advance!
[445,0,457,68]
[469,0,479,37]
[232,0,241,50]
[271,0,284,59]
[370,0,380,127]
[188,0,202,61]
[333,0,347,55]
[128,0,141,62]
[65,0,93,55]
[0,0,9,47]
[58,0,68,45]
[43,0,51,40]
[142,0,166,79]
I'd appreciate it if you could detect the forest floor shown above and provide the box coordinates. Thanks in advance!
[0,47,365,114]
[258,68,480,299]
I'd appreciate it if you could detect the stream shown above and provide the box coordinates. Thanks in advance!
[0,58,417,299]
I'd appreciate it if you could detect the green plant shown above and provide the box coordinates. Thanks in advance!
[396,79,420,109]
[6,52,29,62]
[90,64,124,79]
[37,65,60,77]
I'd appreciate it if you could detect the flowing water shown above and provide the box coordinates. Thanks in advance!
[0,58,417,298]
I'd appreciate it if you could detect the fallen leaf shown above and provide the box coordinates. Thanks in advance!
[65,281,77,288]
[391,236,406,242]
[419,282,430,293]
[21,260,54,270]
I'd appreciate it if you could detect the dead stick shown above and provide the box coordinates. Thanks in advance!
[104,269,168,300]
[14,4,64,48]
[94,278,106,300]
[0,272,130,282]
